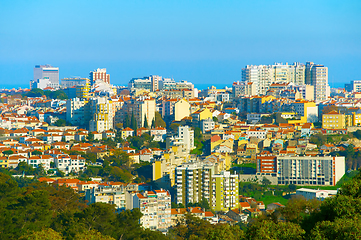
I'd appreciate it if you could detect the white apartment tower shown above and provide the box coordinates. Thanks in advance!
[178,126,195,152]
[32,65,59,89]
[242,62,306,96]
[306,62,329,103]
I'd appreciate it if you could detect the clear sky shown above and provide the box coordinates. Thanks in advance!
[0,0,360,87]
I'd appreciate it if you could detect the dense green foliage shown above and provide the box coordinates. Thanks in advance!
[0,173,166,240]
[2,169,361,239]
[23,88,68,99]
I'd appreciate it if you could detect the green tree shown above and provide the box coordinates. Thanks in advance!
[2,150,14,156]
[144,114,149,128]
[151,118,156,128]
[261,177,271,187]
[54,119,66,127]
[154,111,166,128]
[74,229,115,240]
[309,217,361,240]
[246,220,305,240]
[1,190,52,238]
[24,88,44,97]
[32,150,43,156]
[87,132,94,142]
[131,112,137,130]
[19,228,63,240]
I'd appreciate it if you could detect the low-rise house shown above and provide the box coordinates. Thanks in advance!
[121,128,134,140]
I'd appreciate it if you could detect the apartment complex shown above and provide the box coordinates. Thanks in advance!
[242,62,305,95]
[211,171,239,211]
[128,75,194,92]
[115,96,156,128]
[89,97,114,132]
[133,190,172,231]
[175,162,238,211]
[241,62,329,102]
[90,68,110,85]
[257,155,345,186]
[306,62,329,102]
[175,162,214,206]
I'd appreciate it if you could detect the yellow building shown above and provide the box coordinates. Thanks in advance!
[76,82,90,99]
[174,99,190,121]
[0,157,8,168]
[211,171,239,211]
[191,108,213,121]
[322,111,346,129]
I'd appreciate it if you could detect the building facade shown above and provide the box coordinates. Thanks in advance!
[90,68,110,85]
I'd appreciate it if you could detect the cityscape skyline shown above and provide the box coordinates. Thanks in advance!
[0,0,360,88]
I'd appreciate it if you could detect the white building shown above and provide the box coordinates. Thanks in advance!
[31,64,59,89]
[61,77,89,88]
[277,156,345,186]
[306,62,329,103]
[55,154,86,174]
[85,185,127,210]
[133,190,172,231]
[89,97,114,132]
[66,98,89,127]
[150,127,167,142]
[296,188,338,200]
[177,126,195,152]
[200,118,215,133]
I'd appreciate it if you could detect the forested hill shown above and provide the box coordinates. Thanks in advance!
[1,171,361,239]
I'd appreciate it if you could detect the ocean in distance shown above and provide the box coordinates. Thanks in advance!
[0,83,231,91]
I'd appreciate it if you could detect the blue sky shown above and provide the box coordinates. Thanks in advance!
[0,0,360,87]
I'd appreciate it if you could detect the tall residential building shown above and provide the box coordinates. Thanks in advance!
[115,97,156,128]
[66,98,90,127]
[89,97,114,132]
[89,68,110,85]
[306,62,329,102]
[211,171,239,211]
[175,163,238,211]
[177,126,194,152]
[232,81,256,98]
[175,162,214,206]
[128,75,161,92]
[31,65,59,89]
[133,190,172,231]
[277,156,345,186]
[242,63,305,95]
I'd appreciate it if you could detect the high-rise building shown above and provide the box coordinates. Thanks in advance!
[66,98,90,127]
[306,62,329,102]
[89,68,110,85]
[89,97,114,132]
[177,126,194,152]
[175,162,214,206]
[31,65,59,89]
[211,171,239,211]
[242,63,305,95]
[175,162,238,211]
[115,96,155,128]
